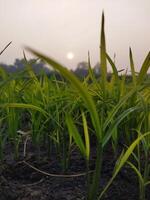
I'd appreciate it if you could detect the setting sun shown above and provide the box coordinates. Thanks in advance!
[66,52,74,60]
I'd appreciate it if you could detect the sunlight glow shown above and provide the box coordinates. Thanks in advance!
[66,52,74,60]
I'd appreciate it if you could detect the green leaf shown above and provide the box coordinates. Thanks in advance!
[0,41,12,56]
[98,131,150,199]
[127,161,144,185]
[88,51,98,86]
[100,11,107,97]
[66,114,86,157]
[82,111,90,160]
[137,52,150,85]
[129,47,136,86]
[106,53,119,82]
[0,103,48,117]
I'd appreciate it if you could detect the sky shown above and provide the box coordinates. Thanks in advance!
[0,0,150,72]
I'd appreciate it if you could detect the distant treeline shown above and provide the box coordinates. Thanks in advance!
[0,58,149,81]
[0,58,101,77]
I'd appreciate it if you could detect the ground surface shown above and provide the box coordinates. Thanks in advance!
[0,141,149,200]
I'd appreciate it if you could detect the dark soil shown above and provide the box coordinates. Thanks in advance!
[0,141,149,200]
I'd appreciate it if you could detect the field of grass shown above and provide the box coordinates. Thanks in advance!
[0,13,150,200]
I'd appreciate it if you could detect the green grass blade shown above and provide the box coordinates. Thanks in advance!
[137,52,150,85]
[0,103,48,117]
[100,12,107,97]
[66,114,86,157]
[127,161,144,185]
[23,50,28,62]
[88,52,96,83]
[106,53,119,81]
[145,181,150,186]
[0,41,12,56]
[129,47,136,86]
[82,111,90,160]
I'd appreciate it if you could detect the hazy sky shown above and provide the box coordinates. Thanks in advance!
[0,0,150,71]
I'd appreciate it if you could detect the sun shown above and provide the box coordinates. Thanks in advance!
[66,52,74,60]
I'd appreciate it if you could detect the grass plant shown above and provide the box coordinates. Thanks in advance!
[0,12,149,200]
[26,12,149,199]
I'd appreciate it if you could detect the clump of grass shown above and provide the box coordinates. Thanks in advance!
[0,12,149,200]
[26,12,150,199]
